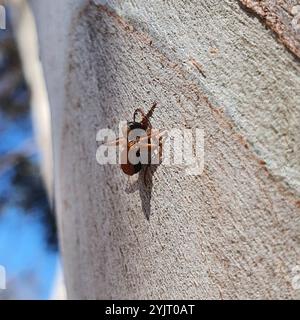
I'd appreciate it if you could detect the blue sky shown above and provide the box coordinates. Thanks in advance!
[0,26,59,299]
[0,110,59,299]
[0,207,58,299]
[0,19,59,298]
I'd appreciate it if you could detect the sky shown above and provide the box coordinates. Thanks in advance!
[0,9,60,300]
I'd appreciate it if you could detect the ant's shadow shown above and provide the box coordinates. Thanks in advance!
[125,165,159,220]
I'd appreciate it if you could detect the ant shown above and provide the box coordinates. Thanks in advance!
[105,102,166,181]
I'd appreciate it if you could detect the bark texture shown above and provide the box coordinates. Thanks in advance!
[240,0,300,58]
[14,0,300,299]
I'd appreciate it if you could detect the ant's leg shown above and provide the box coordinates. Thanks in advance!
[104,124,129,146]
[146,102,158,119]
[135,143,161,149]
[134,102,158,129]
[134,108,152,129]
[104,137,127,146]
[134,131,167,162]
[138,129,167,144]
[144,101,158,128]
[131,143,158,154]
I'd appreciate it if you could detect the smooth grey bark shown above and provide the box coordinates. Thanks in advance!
[12,0,300,299]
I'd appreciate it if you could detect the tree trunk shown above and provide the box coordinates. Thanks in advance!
[12,0,300,299]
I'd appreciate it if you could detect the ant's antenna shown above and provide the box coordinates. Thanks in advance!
[146,101,158,120]
[133,102,158,123]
